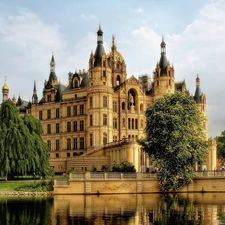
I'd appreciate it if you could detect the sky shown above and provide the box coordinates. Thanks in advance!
[0,0,224,138]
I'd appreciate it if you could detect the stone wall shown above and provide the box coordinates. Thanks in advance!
[54,173,225,195]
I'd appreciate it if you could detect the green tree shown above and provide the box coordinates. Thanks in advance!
[138,92,208,191]
[0,100,49,178]
[215,130,225,162]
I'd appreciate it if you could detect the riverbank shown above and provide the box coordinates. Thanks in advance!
[0,191,54,196]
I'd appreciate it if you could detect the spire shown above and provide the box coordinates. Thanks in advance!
[50,52,55,73]
[111,34,117,52]
[194,74,201,103]
[48,53,58,84]
[94,23,105,67]
[159,35,168,76]
[32,81,38,104]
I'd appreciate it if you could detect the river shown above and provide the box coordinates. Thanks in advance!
[0,193,225,224]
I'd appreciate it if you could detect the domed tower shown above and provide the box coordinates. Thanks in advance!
[194,74,208,138]
[153,36,175,99]
[87,25,114,150]
[107,35,127,87]
[2,77,9,102]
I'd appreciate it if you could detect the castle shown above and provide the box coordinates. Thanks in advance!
[2,26,217,173]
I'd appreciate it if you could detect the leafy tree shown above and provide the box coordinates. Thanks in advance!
[0,100,49,178]
[138,92,208,191]
[112,159,136,172]
[215,130,225,162]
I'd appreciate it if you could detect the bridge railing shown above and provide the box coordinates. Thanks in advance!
[55,170,225,186]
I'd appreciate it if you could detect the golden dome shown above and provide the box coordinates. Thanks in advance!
[2,80,9,91]
[107,35,124,62]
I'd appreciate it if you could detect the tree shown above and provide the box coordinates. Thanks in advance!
[215,130,225,164]
[138,92,208,191]
[0,100,49,178]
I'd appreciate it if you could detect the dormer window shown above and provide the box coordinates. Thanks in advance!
[73,79,79,88]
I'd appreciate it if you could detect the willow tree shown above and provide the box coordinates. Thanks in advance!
[138,92,208,191]
[0,100,49,178]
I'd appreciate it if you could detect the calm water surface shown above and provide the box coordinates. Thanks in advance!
[0,193,225,225]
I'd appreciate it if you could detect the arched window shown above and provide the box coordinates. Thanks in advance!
[116,75,120,85]
[140,103,143,112]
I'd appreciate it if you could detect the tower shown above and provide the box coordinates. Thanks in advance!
[87,25,114,149]
[153,36,175,99]
[2,77,9,102]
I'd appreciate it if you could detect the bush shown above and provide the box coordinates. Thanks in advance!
[112,160,136,172]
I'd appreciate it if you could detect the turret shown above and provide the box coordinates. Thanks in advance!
[2,76,9,102]
[153,36,175,98]
[32,80,38,104]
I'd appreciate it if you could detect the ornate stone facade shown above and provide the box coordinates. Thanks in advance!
[2,26,217,173]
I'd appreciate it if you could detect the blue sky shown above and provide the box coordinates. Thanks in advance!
[0,0,224,138]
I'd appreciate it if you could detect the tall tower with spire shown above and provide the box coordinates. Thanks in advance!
[87,25,114,148]
[153,36,175,99]
[2,76,9,102]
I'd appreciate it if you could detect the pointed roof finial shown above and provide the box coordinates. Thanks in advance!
[2,75,9,91]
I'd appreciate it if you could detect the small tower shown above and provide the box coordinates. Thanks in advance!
[153,36,175,99]
[2,76,9,102]
[32,80,38,104]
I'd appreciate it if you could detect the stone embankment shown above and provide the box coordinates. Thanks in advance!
[0,191,54,196]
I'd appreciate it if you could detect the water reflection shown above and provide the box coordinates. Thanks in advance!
[1,193,225,224]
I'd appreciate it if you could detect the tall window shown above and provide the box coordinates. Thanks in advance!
[90,115,93,126]
[80,105,84,115]
[113,118,117,129]
[47,140,51,151]
[103,133,107,144]
[67,122,71,132]
[74,138,78,149]
[39,111,42,120]
[90,97,93,108]
[47,124,51,134]
[67,138,71,150]
[56,123,60,133]
[90,133,93,146]
[47,109,51,119]
[47,95,51,102]
[67,106,71,116]
[122,118,126,127]
[73,121,77,132]
[103,114,107,126]
[80,137,84,149]
[73,105,77,116]
[80,120,84,131]
[103,96,107,107]
[113,135,117,142]
[56,139,60,151]
[56,108,60,118]
[113,101,117,112]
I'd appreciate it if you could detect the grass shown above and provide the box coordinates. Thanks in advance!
[0,180,40,192]
[0,180,54,192]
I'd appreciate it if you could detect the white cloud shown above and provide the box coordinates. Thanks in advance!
[0,9,66,101]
